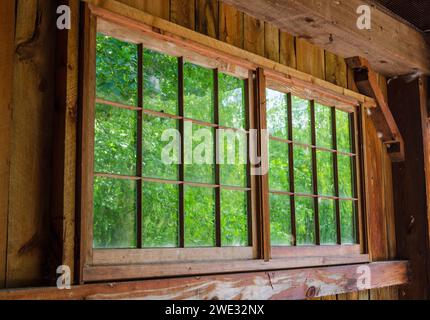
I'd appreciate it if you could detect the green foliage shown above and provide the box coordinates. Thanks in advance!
[270,194,292,246]
[317,151,335,196]
[142,182,179,248]
[143,49,178,115]
[292,96,311,143]
[93,177,137,248]
[184,186,215,247]
[266,89,288,139]
[221,190,248,246]
[269,139,289,191]
[336,110,352,152]
[319,199,336,244]
[338,154,353,198]
[295,197,315,245]
[293,145,313,194]
[96,34,137,105]
[219,73,246,129]
[340,201,356,244]
[95,104,137,176]
[184,62,214,123]
[315,103,333,148]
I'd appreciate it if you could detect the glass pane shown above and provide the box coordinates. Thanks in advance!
[219,73,246,129]
[338,155,353,198]
[269,139,289,191]
[319,198,337,244]
[315,103,333,149]
[93,177,136,248]
[143,114,179,180]
[266,89,288,139]
[96,34,137,106]
[293,145,313,194]
[219,130,247,187]
[184,186,215,247]
[270,193,292,246]
[317,151,335,196]
[142,182,179,248]
[336,110,352,153]
[95,104,137,176]
[340,200,356,244]
[143,49,178,116]
[292,96,311,144]
[295,196,315,245]
[184,62,214,123]
[221,189,248,246]
[184,123,214,184]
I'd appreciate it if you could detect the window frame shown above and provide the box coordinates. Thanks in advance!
[79,5,368,283]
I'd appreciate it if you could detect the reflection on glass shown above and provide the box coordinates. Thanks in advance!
[93,177,137,248]
[96,34,137,106]
[221,189,248,246]
[95,104,137,176]
[184,62,214,123]
[142,182,179,248]
[295,196,315,245]
[184,186,215,247]
[219,73,246,129]
[319,198,337,244]
[269,139,289,191]
[270,193,292,246]
[292,96,311,143]
[267,89,288,139]
[143,49,178,115]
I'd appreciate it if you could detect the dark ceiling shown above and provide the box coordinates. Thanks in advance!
[374,0,430,33]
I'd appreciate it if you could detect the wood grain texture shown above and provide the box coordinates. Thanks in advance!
[296,39,325,79]
[280,31,296,69]
[244,15,264,56]
[264,22,279,62]
[220,0,430,76]
[219,2,243,48]
[325,51,347,88]
[116,0,170,19]
[170,0,195,29]
[389,77,430,299]
[6,0,57,288]
[0,0,16,289]
[0,261,409,300]
[196,0,218,39]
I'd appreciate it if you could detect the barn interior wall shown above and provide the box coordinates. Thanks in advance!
[0,0,402,299]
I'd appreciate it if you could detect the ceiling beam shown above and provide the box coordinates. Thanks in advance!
[221,0,430,77]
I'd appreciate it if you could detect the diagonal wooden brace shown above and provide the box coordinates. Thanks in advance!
[346,56,405,162]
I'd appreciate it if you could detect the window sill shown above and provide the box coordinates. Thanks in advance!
[0,261,408,300]
[83,253,369,282]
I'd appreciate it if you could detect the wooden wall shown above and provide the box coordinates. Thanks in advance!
[0,0,401,299]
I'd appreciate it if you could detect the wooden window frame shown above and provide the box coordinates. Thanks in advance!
[79,4,369,283]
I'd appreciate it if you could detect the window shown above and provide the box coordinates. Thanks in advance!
[266,90,358,249]
[80,12,366,282]
[94,34,252,251]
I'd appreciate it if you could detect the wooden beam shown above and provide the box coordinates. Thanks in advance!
[346,57,404,162]
[0,261,409,300]
[221,0,430,77]
[0,0,16,289]
[389,77,430,299]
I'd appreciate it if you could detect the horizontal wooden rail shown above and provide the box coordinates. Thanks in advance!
[0,261,409,300]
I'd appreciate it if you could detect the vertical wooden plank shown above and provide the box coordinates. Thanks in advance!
[171,0,195,29]
[310,102,320,244]
[296,39,325,79]
[79,4,97,283]
[287,94,297,246]
[0,0,16,289]
[347,68,359,93]
[337,292,359,300]
[117,0,170,18]
[7,0,57,287]
[52,0,80,284]
[389,76,430,299]
[136,44,143,248]
[325,51,347,88]
[280,31,296,69]
[264,22,279,62]
[219,2,243,48]
[358,290,370,300]
[196,0,218,39]
[214,70,221,247]
[244,15,264,56]
[178,57,185,248]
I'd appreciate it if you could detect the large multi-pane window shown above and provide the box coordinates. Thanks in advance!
[267,89,358,246]
[94,35,250,249]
